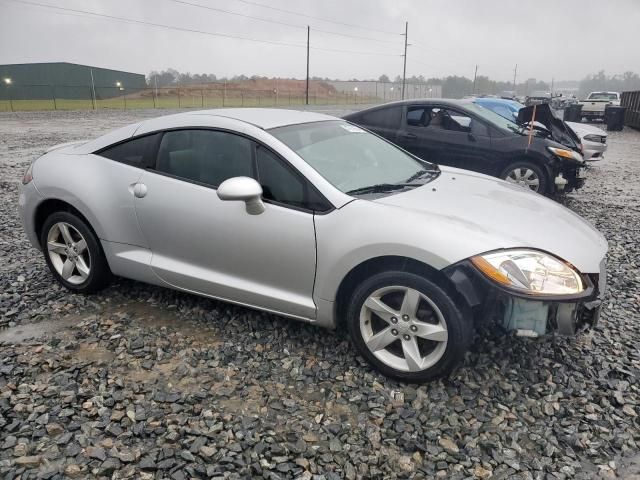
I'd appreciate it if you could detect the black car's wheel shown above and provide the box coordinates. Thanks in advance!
[346,271,471,382]
[40,211,111,293]
[500,161,548,194]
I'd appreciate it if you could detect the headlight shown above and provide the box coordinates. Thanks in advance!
[583,134,604,143]
[470,249,585,295]
[547,146,584,163]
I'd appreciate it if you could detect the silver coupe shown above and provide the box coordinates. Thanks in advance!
[19,109,608,381]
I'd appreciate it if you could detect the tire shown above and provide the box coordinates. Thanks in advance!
[40,211,111,293]
[500,161,548,194]
[346,271,472,382]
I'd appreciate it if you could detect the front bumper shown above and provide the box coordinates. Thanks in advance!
[18,181,43,250]
[444,258,606,336]
[583,141,607,161]
[556,164,586,192]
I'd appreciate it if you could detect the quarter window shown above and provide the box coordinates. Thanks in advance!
[358,106,402,130]
[98,134,158,167]
[156,130,254,186]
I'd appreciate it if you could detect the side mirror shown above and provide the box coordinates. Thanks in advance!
[217,176,265,215]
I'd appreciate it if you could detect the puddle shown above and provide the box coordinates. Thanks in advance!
[109,301,223,345]
[0,316,78,344]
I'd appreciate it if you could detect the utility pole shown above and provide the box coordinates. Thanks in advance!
[306,25,310,105]
[472,64,478,94]
[89,68,97,110]
[401,21,408,100]
[551,77,554,95]
[512,63,518,91]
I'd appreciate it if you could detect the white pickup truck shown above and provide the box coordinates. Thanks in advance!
[579,91,620,121]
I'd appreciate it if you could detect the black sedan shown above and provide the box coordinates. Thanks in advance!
[343,99,586,195]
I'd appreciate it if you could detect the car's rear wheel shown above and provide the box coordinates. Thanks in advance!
[40,211,110,293]
[346,271,471,382]
[500,161,547,194]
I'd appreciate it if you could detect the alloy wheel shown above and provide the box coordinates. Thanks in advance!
[505,168,540,191]
[359,286,448,372]
[46,222,91,285]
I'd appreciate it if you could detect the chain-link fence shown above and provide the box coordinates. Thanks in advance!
[0,80,443,112]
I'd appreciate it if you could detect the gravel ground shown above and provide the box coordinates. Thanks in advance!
[1,109,639,479]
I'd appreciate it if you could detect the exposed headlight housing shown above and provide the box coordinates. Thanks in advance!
[583,134,605,143]
[470,249,585,296]
[547,146,584,163]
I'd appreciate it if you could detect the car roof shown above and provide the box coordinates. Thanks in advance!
[348,98,476,111]
[474,97,521,107]
[148,108,338,130]
[71,108,339,155]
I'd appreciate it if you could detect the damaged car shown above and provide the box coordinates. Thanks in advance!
[474,97,608,161]
[19,109,607,382]
[344,99,586,195]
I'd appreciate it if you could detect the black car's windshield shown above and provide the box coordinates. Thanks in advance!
[269,120,439,195]
[465,103,523,134]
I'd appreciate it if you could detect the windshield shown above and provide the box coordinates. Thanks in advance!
[269,120,437,195]
[464,103,522,134]
[588,92,618,100]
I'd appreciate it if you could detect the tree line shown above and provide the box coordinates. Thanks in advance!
[147,69,640,99]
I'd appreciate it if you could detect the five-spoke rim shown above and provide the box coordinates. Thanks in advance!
[505,167,540,191]
[46,222,91,285]
[359,286,448,372]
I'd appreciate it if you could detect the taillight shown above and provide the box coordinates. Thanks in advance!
[22,164,33,185]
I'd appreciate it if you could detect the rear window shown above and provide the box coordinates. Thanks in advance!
[588,92,618,100]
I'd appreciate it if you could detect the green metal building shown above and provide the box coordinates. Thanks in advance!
[0,62,146,100]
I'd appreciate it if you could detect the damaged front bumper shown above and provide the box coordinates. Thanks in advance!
[555,165,586,193]
[444,258,606,337]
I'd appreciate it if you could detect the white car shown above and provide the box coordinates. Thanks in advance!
[566,121,607,161]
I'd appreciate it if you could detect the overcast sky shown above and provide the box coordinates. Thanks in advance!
[1,0,639,82]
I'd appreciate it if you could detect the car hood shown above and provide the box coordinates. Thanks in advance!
[565,121,606,138]
[517,104,580,149]
[372,166,607,273]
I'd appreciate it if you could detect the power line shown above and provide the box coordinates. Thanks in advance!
[6,0,306,48]
[229,0,401,36]
[5,0,399,57]
[168,0,400,45]
[312,46,400,57]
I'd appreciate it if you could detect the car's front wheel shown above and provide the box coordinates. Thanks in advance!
[40,211,111,293]
[500,161,548,194]
[346,271,471,382]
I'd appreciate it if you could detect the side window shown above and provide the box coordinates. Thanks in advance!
[256,145,328,212]
[359,106,401,130]
[156,130,254,186]
[98,133,159,167]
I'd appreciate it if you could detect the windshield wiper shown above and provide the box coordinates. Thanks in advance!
[346,183,417,195]
[404,168,438,183]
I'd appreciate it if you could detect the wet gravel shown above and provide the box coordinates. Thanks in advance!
[1,109,639,479]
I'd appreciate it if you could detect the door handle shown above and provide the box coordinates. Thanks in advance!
[400,132,417,140]
[133,183,147,198]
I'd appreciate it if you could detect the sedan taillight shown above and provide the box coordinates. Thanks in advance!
[22,164,34,185]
